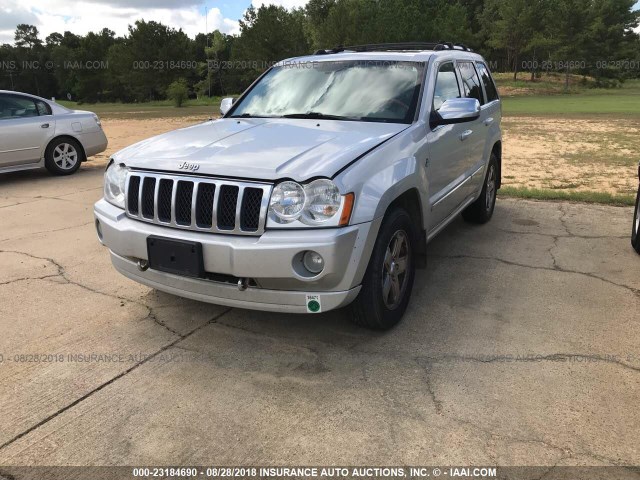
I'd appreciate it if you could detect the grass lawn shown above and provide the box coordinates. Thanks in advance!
[497,76,640,117]
[57,97,229,119]
[498,186,636,206]
[502,92,640,117]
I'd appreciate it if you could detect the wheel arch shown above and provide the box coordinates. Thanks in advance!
[491,140,502,189]
[383,188,427,269]
[45,135,87,162]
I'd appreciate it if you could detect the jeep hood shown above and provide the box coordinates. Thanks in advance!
[113,118,407,182]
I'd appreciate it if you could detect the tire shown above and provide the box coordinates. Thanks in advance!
[350,207,417,330]
[632,187,640,254]
[462,153,498,224]
[44,137,84,176]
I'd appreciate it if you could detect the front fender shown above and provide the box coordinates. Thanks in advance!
[334,125,429,228]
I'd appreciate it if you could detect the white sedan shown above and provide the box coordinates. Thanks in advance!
[0,90,108,175]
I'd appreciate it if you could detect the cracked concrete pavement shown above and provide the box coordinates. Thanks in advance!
[0,164,639,467]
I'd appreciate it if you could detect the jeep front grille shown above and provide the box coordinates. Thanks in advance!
[125,172,272,236]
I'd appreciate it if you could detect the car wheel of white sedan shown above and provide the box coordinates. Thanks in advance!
[45,138,84,176]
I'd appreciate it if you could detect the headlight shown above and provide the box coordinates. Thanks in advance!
[104,162,128,209]
[270,181,307,221]
[302,179,341,225]
[268,179,354,228]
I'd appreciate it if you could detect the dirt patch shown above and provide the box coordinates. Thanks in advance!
[94,116,639,197]
[498,86,537,97]
[503,117,640,196]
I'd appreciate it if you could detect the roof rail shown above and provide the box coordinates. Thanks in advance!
[313,42,473,55]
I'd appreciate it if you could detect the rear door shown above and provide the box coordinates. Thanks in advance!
[474,61,501,189]
[456,61,490,193]
[0,94,55,167]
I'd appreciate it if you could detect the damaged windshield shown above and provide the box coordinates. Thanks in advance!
[229,60,424,124]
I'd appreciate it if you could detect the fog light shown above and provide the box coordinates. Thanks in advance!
[303,251,324,274]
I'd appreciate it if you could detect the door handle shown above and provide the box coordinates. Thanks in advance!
[483,117,494,126]
[459,130,473,141]
[41,123,49,129]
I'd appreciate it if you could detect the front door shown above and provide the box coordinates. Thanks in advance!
[426,61,472,229]
[0,94,54,167]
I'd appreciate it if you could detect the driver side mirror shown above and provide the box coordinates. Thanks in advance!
[220,97,236,116]
[430,98,481,129]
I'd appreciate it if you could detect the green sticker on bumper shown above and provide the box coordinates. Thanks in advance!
[306,294,321,313]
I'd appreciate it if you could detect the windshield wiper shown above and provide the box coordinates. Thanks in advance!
[281,112,359,121]
[229,113,273,118]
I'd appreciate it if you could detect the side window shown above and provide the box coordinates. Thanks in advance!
[457,61,485,105]
[35,100,52,116]
[433,62,461,111]
[0,95,38,119]
[476,62,499,103]
[0,95,10,120]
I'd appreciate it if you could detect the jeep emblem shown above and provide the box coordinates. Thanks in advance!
[178,162,200,171]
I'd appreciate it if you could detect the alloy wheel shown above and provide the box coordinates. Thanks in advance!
[382,230,410,310]
[53,143,79,170]
[485,164,496,212]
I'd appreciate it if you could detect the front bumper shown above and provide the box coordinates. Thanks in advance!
[94,199,379,313]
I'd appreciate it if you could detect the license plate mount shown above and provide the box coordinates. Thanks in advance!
[147,236,204,278]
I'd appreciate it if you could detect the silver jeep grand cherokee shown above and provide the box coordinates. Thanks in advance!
[94,43,502,329]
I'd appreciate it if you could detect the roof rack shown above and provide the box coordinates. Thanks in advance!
[313,42,473,55]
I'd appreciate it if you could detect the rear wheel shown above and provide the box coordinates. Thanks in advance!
[45,138,84,176]
[350,208,417,330]
[632,187,640,254]
[462,153,498,224]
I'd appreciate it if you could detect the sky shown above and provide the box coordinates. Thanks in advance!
[1,0,639,45]
[0,0,309,45]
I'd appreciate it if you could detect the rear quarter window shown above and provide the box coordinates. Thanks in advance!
[35,100,52,116]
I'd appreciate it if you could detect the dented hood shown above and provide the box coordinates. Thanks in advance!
[112,117,407,182]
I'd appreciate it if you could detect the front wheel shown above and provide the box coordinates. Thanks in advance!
[350,208,417,330]
[632,187,640,254]
[462,153,498,224]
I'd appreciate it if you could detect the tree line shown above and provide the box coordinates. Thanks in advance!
[0,0,638,103]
